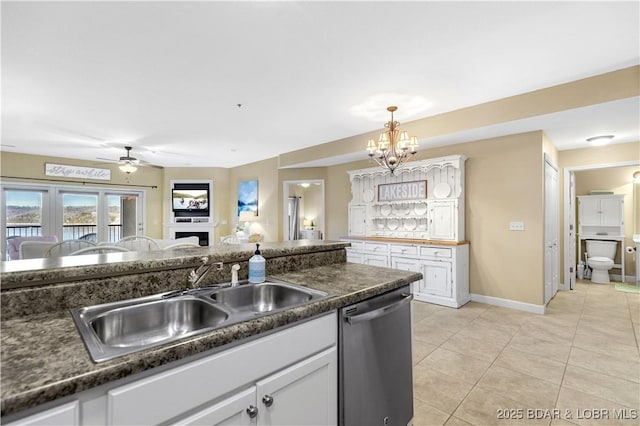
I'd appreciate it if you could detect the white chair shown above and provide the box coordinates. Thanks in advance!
[114,235,160,252]
[162,242,201,250]
[219,235,239,245]
[45,240,96,257]
[155,236,200,249]
[8,235,58,260]
[69,246,130,255]
[19,241,58,259]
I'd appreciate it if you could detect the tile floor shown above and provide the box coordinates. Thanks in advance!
[411,280,640,425]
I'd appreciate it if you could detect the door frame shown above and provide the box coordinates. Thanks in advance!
[544,154,559,304]
[563,160,639,290]
[282,180,325,241]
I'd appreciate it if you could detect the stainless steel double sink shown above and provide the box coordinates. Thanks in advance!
[71,279,328,362]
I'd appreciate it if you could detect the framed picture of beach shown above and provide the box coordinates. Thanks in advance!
[238,179,258,217]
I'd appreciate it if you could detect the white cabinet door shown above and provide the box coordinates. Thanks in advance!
[348,204,366,236]
[429,201,456,240]
[419,260,451,298]
[391,257,421,294]
[256,347,337,426]
[600,197,623,226]
[175,387,255,426]
[5,402,79,426]
[579,197,601,226]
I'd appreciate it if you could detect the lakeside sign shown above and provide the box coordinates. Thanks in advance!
[378,180,427,201]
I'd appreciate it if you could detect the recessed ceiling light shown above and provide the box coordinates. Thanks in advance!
[586,135,614,146]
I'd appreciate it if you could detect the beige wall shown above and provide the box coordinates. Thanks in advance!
[575,165,639,278]
[0,151,165,238]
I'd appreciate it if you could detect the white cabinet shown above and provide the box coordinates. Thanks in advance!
[578,195,624,237]
[348,204,366,236]
[300,230,322,240]
[343,238,470,308]
[5,402,79,426]
[176,387,255,426]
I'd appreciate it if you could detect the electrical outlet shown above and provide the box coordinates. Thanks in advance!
[509,221,525,231]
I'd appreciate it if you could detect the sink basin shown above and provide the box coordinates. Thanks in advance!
[71,295,230,362]
[71,280,327,362]
[90,298,229,347]
[210,282,323,312]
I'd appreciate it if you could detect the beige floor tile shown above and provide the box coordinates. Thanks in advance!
[479,307,534,326]
[413,363,474,414]
[550,419,578,426]
[420,347,492,384]
[555,386,639,426]
[413,339,438,366]
[519,319,577,342]
[477,366,560,409]
[572,330,640,360]
[444,416,473,426]
[562,364,640,409]
[469,315,523,336]
[454,320,517,347]
[494,346,567,385]
[413,300,446,321]
[420,309,481,331]
[413,399,451,426]
[568,346,640,383]
[441,332,508,362]
[413,322,459,346]
[454,386,551,426]
[508,332,572,363]
[577,316,636,339]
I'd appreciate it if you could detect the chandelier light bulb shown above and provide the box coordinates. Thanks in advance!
[365,106,419,175]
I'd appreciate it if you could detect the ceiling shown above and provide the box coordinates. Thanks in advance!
[1,1,639,169]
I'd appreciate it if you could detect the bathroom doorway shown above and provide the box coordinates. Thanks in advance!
[282,180,325,241]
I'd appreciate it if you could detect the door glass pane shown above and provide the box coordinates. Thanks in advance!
[107,194,138,242]
[5,190,44,237]
[62,193,97,241]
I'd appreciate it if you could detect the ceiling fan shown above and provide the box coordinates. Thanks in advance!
[97,146,151,174]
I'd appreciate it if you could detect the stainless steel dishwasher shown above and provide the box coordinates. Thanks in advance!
[339,285,413,426]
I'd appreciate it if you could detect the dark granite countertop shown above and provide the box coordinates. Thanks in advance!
[1,261,421,417]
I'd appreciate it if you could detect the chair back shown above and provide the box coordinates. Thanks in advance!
[115,235,160,251]
[45,240,96,257]
[19,241,57,259]
[7,235,58,260]
[70,246,130,255]
[162,242,201,250]
[219,235,238,245]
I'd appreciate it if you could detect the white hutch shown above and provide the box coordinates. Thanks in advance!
[342,155,470,308]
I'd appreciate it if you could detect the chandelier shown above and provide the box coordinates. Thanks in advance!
[366,106,419,174]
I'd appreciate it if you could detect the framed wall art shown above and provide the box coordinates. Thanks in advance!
[238,179,258,216]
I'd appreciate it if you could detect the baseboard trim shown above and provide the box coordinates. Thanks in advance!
[470,293,545,315]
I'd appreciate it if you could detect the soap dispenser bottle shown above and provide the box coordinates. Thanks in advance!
[248,243,266,283]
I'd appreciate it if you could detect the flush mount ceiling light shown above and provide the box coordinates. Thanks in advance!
[118,146,139,174]
[366,106,419,175]
[586,135,614,146]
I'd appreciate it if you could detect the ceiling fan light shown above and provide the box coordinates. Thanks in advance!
[119,163,137,174]
[586,135,614,146]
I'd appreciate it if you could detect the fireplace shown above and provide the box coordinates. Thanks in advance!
[175,231,209,247]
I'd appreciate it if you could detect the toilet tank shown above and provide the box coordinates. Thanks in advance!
[586,240,617,259]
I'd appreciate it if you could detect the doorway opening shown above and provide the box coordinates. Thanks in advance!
[282,180,325,241]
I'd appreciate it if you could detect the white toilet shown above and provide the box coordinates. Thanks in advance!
[586,240,617,284]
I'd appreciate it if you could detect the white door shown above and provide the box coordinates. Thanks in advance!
[544,158,559,304]
[567,172,576,290]
[255,348,337,426]
[601,197,623,226]
[419,260,451,297]
[578,197,600,226]
[348,204,366,236]
[429,201,455,240]
[391,257,421,293]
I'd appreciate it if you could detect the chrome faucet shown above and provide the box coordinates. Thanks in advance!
[231,264,240,287]
[188,257,223,289]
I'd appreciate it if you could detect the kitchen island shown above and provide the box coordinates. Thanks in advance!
[1,240,421,423]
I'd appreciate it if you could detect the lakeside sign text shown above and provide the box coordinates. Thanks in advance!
[378,180,427,201]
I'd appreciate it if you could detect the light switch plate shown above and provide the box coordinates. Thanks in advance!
[510,221,525,231]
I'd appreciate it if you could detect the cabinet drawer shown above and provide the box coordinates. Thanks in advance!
[345,241,363,253]
[363,253,388,268]
[419,246,452,258]
[390,244,417,257]
[364,242,388,254]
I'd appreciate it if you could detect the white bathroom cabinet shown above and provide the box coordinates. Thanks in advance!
[578,195,624,237]
[6,314,337,426]
[343,238,470,308]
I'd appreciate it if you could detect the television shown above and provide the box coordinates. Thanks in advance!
[172,189,209,213]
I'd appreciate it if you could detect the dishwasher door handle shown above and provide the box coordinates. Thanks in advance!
[345,293,413,325]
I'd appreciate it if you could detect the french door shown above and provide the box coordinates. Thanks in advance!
[2,183,145,257]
